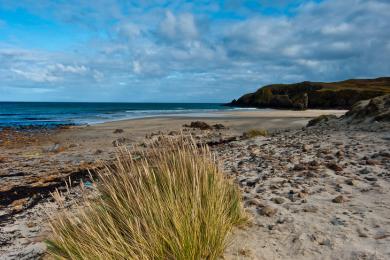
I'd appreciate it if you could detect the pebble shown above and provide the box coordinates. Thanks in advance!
[259,205,278,217]
[364,176,378,182]
[303,205,319,213]
[327,162,343,172]
[360,168,370,175]
[332,195,346,203]
[245,198,264,207]
[271,197,285,204]
[345,179,357,186]
[293,164,306,171]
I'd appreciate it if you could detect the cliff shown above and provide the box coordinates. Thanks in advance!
[229,77,390,110]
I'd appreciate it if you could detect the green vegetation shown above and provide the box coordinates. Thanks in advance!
[243,128,268,138]
[46,138,245,260]
[230,77,390,109]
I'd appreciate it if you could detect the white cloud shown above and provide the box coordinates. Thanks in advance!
[11,68,60,83]
[321,23,352,35]
[160,11,198,41]
[54,64,88,74]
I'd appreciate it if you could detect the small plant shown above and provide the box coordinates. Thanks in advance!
[46,137,244,260]
[243,129,268,138]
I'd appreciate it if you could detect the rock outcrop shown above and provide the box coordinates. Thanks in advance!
[343,94,390,123]
[229,77,390,110]
[307,94,390,127]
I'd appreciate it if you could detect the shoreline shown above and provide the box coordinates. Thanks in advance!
[1,108,353,258]
[0,109,348,130]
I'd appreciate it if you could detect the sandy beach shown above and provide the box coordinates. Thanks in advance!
[3,107,390,260]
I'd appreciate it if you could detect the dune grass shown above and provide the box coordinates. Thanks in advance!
[46,138,244,259]
[243,128,268,138]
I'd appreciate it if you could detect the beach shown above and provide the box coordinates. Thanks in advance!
[3,107,390,259]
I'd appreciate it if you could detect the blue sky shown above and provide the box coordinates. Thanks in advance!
[0,0,389,102]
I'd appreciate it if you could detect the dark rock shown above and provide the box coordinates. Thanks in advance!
[360,168,371,175]
[183,121,212,130]
[293,164,306,171]
[112,137,129,147]
[212,123,226,130]
[94,149,103,155]
[271,197,285,204]
[345,179,357,186]
[246,178,259,187]
[113,128,124,133]
[259,205,278,217]
[245,198,264,207]
[327,163,343,172]
[364,176,378,182]
[332,195,346,203]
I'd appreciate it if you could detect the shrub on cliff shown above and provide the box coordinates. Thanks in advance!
[46,138,244,260]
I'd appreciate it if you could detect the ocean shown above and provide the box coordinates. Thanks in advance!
[0,102,251,127]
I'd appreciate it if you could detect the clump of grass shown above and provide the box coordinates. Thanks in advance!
[243,128,268,138]
[46,138,244,260]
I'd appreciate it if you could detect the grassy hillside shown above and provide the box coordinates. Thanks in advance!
[229,77,390,110]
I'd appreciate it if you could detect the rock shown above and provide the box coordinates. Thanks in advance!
[245,198,265,207]
[332,195,346,203]
[94,149,103,155]
[256,187,266,193]
[183,121,212,130]
[327,163,343,172]
[330,216,347,226]
[113,128,124,133]
[297,191,307,198]
[259,205,278,217]
[271,197,285,204]
[364,176,378,182]
[303,205,318,213]
[212,123,226,130]
[44,143,65,153]
[293,164,306,171]
[168,131,180,135]
[112,137,129,147]
[360,168,371,175]
[245,178,259,187]
[357,228,369,238]
[366,159,379,165]
[302,144,311,152]
[344,94,390,123]
[345,179,357,186]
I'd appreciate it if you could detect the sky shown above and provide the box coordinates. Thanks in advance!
[0,0,389,102]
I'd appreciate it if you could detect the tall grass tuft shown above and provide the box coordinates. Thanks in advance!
[46,137,244,259]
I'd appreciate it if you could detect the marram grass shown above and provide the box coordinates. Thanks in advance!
[46,138,244,259]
